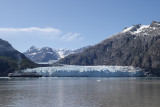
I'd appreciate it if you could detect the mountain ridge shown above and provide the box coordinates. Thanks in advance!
[0,39,38,76]
[58,21,160,76]
[24,46,91,62]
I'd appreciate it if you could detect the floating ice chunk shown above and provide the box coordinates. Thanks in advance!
[97,80,101,82]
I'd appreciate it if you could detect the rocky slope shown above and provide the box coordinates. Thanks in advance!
[0,39,38,76]
[24,46,90,62]
[58,21,160,76]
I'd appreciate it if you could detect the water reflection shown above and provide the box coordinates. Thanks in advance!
[0,77,160,107]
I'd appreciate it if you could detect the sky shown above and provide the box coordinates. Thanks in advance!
[0,0,160,52]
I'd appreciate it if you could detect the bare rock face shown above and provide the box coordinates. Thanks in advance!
[58,21,160,76]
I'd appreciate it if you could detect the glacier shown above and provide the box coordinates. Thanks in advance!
[24,65,145,77]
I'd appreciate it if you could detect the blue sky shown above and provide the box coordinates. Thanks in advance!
[0,0,160,52]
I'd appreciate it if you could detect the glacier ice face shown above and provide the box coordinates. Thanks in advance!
[24,65,145,77]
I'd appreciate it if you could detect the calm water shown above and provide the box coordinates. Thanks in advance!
[0,77,160,107]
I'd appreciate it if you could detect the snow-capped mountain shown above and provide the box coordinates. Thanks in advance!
[58,21,160,76]
[24,46,90,62]
[55,46,91,58]
[55,49,73,58]
[24,46,60,62]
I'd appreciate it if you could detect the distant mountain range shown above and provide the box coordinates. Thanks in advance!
[2,21,160,76]
[24,46,90,62]
[0,39,38,76]
[58,21,160,76]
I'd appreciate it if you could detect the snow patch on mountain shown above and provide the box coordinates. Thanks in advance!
[28,52,37,55]
[133,25,149,34]
[121,25,149,35]
[55,49,71,58]
[57,51,65,58]
[121,26,134,33]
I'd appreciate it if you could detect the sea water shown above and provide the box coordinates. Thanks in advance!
[0,77,160,107]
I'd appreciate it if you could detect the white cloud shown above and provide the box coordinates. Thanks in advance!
[0,27,84,52]
[0,28,84,42]
[0,27,61,33]
[61,32,83,42]
[0,27,84,42]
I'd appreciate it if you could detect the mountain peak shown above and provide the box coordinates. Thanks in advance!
[150,21,160,27]
[30,46,37,50]
[41,47,53,51]
[25,46,38,54]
